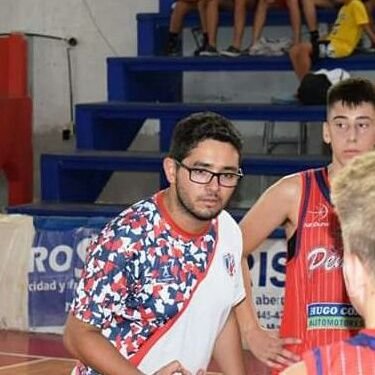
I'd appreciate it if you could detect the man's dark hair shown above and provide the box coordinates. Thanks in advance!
[327,77,375,109]
[169,112,243,162]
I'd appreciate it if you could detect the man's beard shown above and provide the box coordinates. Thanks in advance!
[175,180,229,221]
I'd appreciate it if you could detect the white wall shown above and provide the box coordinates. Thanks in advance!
[0,0,156,133]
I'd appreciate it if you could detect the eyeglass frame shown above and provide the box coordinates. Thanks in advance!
[175,160,243,187]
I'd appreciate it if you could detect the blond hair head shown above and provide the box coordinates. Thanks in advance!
[331,150,375,276]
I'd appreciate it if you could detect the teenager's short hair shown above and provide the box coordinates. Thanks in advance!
[331,151,375,275]
[327,77,375,110]
[169,112,243,162]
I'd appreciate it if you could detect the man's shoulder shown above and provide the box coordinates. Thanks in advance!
[115,196,159,225]
[271,172,302,200]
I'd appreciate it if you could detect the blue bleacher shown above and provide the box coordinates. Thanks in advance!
[75,101,325,151]
[39,151,329,203]
[137,9,337,56]
[7,4,373,220]
[5,200,285,237]
[107,55,375,102]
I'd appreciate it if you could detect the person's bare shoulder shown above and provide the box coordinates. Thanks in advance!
[240,173,302,253]
[281,360,308,375]
[257,172,302,215]
[277,172,302,204]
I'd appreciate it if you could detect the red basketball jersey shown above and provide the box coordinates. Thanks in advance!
[303,329,375,374]
[279,168,363,357]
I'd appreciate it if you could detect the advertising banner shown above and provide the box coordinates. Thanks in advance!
[28,216,108,328]
[28,216,286,331]
[248,239,286,329]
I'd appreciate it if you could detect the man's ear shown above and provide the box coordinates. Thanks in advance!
[163,157,177,185]
[322,121,331,145]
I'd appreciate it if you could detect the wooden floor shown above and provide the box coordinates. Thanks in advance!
[0,330,269,374]
[0,330,74,374]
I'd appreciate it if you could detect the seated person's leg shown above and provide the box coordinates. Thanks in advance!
[289,42,313,80]
[199,0,220,55]
[285,0,301,45]
[364,0,375,33]
[248,0,271,53]
[313,0,335,8]
[167,0,200,55]
[221,0,257,56]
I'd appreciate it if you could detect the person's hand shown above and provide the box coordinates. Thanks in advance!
[245,326,302,369]
[153,360,205,375]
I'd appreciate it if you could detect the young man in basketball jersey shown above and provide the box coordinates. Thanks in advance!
[282,150,375,374]
[236,77,375,372]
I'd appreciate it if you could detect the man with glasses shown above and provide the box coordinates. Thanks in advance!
[64,112,247,375]
[237,77,375,373]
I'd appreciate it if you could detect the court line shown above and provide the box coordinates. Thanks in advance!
[0,351,76,362]
[0,358,49,370]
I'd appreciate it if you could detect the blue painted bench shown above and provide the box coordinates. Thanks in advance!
[40,151,329,202]
[7,202,126,217]
[158,0,174,14]
[137,9,337,56]
[107,55,375,101]
[75,101,325,152]
[5,201,285,238]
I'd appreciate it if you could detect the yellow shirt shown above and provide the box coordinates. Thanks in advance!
[328,0,369,57]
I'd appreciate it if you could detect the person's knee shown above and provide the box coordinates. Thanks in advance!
[258,0,271,9]
[289,42,308,58]
[289,44,299,58]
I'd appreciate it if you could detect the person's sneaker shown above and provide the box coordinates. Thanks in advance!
[248,40,272,56]
[166,38,182,56]
[220,45,241,57]
[265,37,291,55]
[199,45,219,56]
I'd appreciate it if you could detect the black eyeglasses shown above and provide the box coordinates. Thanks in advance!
[175,160,243,187]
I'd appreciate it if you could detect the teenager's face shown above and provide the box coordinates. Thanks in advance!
[167,139,241,222]
[323,102,375,169]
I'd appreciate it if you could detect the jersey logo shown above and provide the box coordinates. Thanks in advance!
[156,260,176,282]
[307,302,363,330]
[304,203,329,228]
[223,253,236,277]
[308,247,343,271]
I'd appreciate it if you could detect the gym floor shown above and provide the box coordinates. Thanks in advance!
[0,330,270,374]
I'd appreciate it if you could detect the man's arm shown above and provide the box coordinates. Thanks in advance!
[64,314,195,375]
[363,24,375,45]
[212,310,246,375]
[236,175,302,368]
[64,313,143,375]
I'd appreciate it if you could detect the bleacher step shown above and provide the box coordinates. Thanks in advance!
[107,56,375,101]
[75,101,325,151]
[40,150,329,203]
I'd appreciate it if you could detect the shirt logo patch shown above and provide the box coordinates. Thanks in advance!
[304,203,329,228]
[223,253,235,277]
[307,303,363,330]
[156,260,176,282]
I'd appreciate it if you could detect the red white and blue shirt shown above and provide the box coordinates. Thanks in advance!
[71,191,244,374]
